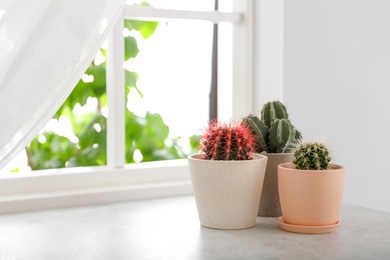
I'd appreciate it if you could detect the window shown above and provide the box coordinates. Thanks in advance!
[0,0,277,213]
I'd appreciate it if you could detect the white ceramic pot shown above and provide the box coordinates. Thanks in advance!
[188,153,268,230]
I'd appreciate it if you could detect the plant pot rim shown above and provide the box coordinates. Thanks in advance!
[278,162,344,171]
[188,153,267,163]
[261,153,292,157]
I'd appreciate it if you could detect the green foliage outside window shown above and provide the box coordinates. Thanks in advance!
[23,18,199,171]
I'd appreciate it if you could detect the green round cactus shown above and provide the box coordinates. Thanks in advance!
[293,141,331,170]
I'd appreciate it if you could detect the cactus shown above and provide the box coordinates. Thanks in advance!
[293,141,331,170]
[261,101,288,128]
[268,119,298,153]
[200,119,256,160]
[243,115,268,152]
[244,101,302,153]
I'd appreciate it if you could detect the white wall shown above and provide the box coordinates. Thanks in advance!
[283,0,390,212]
[253,0,284,112]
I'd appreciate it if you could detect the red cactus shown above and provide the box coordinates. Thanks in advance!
[200,119,257,160]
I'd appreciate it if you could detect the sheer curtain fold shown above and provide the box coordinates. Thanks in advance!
[0,0,125,170]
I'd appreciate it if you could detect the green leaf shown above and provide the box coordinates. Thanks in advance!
[138,21,159,39]
[189,135,201,154]
[54,79,91,118]
[125,36,139,60]
[125,70,139,88]
[124,20,159,40]
[125,110,145,163]
[100,48,107,57]
[77,115,106,149]
[125,70,143,97]
[87,65,106,98]
[27,132,77,170]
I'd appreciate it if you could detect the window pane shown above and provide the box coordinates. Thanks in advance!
[124,19,212,163]
[2,48,108,173]
[2,2,236,173]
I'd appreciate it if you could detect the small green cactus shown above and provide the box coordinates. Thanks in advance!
[243,101,302,153]
[293,141,331,170]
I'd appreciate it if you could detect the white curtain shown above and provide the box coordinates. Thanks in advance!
[0,0,125,170]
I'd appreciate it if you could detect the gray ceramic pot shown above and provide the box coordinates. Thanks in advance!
[258,153,291,217]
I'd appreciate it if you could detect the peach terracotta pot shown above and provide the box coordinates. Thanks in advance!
[278,163,345,226]
[188,153,268,230]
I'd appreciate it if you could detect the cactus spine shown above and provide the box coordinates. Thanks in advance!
[243,101,302,153]
[293,141,331,170]
[200,119,256,160]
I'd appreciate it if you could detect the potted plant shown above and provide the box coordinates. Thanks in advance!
[243,101,302,217]
[187,119,268,230]
[277,141,345,234]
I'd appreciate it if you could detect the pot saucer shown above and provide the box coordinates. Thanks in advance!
[276,216,340,234]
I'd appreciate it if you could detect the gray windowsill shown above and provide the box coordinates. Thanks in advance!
[0,195,389,259]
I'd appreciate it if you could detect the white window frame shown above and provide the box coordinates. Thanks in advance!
[0,0,284,214]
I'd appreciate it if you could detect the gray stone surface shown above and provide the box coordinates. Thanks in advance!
[0,196,389,259]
